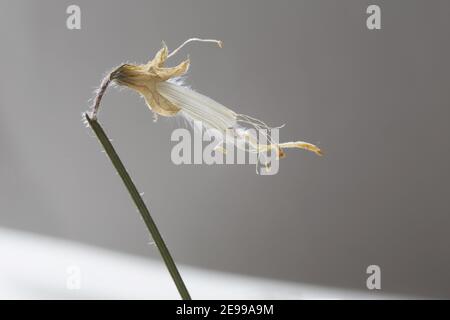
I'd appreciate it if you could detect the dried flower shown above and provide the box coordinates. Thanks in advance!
[91,38,322,162]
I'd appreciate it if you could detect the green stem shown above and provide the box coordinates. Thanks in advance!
[84,113,191,300]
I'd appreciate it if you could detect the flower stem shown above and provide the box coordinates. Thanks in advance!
[84,113,191,300]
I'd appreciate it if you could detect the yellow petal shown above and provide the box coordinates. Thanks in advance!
[278,141,323,156]
[153,59,190,81]
[139,85,181,116]
[149,43,169,68]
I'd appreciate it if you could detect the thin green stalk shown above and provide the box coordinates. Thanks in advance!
[84,113,191,300]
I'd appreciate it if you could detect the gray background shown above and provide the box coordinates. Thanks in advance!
[1,0,449,298]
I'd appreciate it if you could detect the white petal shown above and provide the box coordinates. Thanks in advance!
[157,81,237,132]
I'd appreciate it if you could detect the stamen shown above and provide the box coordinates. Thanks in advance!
[168,38,223,59]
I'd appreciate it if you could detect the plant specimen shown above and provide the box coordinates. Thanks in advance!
[84,38,322,300]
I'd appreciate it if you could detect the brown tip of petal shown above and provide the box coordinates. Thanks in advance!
[278,147,286,159]
[306,144,323,156]
[218,40,223,48]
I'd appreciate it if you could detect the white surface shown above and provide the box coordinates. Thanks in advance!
[0,227,405,299]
